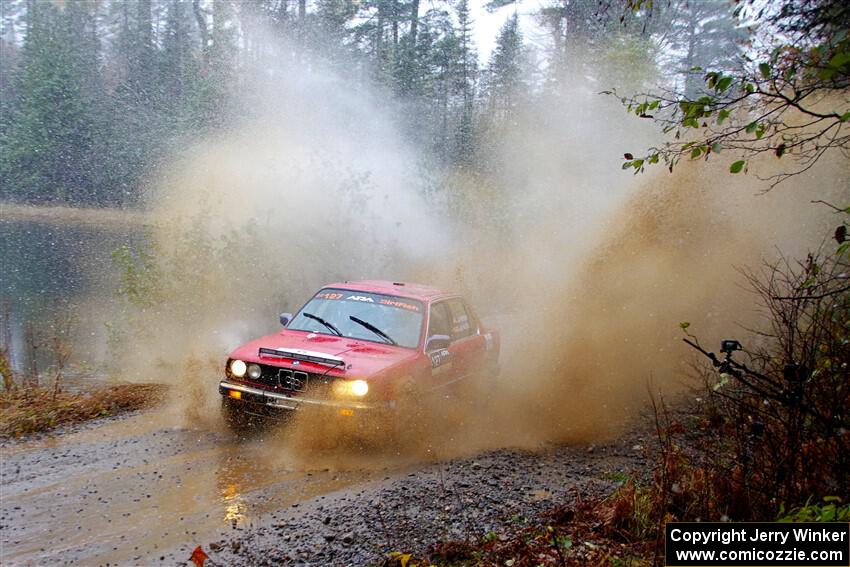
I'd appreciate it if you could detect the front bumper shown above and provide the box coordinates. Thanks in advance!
[219,380,392,412]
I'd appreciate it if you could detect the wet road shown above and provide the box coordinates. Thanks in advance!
[0,410,382,566]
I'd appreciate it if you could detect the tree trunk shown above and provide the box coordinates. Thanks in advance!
[392,0,398,47]
[192,0,209,63]
[25,0,36,36]
[138,0,152,49]
[298,0,306,60]
[409,0,419,49]
[134,0,153,90]
[375,6,383,56]
[121,0,130,69]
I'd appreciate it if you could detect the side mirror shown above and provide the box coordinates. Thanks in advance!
[279,312,293,327]
[426,334,451,352]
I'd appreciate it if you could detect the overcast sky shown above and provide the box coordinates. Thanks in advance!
[471,0,542,63]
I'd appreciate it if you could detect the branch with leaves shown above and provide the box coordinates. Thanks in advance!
[610,0,850,187]
[677,235,849,510]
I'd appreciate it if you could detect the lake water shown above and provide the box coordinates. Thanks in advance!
[0,208,143,377]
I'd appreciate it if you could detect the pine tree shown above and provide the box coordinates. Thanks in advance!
[453,0,477,164]
[160,0,206,136]
[0,0,25,93]
[412,6,458,159]
[109,0,162,205]
[485,12,525,125]
[0,1,104,204]
[662,0,747,97]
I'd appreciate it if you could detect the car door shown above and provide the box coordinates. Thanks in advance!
[444,297,486,385]
[425,301,455,391]
[425,298,486,392]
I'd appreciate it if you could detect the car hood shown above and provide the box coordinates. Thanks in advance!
[228,329,417,377]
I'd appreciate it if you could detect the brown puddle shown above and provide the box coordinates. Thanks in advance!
[0,411,388,565]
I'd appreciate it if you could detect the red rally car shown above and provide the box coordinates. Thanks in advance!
[219,280,500,426]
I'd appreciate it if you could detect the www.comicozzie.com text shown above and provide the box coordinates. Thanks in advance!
[669,527,848,547]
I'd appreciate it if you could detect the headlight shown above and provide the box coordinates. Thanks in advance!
[230,359,247,378]
[332,379,370,398]
[247,364,261,380]
[351,379,369,397]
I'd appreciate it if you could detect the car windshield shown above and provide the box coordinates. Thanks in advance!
[288,289,424,348]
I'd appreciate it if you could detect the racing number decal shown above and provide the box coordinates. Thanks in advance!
[316,292,343,300]
[430,348,453,375]
[315,290,422,312]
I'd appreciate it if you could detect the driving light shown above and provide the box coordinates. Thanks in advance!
[230,359,247,378]
[351,379,369,397]
[331,379,370,398]
[247,364,261,379]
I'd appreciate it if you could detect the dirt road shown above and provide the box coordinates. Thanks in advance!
[0,410,385,566]
[0,409,650,566]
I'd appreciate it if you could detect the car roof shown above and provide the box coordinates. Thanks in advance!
[322,280,455,302]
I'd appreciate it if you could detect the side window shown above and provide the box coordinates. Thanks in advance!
[427,302,452,342]
[447,298,473,340]
[463,301,481,335]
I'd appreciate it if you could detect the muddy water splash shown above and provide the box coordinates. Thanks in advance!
[105,53,448,436]
[420,84,848,452]
[458,95,847,447]
[106,49,848,461]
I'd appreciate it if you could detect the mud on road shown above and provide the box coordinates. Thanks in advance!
[0,408,651,566]
[0,410,384,566]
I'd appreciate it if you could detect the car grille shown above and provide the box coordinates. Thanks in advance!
[244,363,334,398]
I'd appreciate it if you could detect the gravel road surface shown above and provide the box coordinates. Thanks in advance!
[1,408,650,566]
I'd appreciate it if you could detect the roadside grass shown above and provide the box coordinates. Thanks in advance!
[380,403,850,567]
[0,383,167,438]
[381,489,655,567]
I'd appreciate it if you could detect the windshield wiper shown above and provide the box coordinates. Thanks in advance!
[349,315,397,346]
[303,312,342,336]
